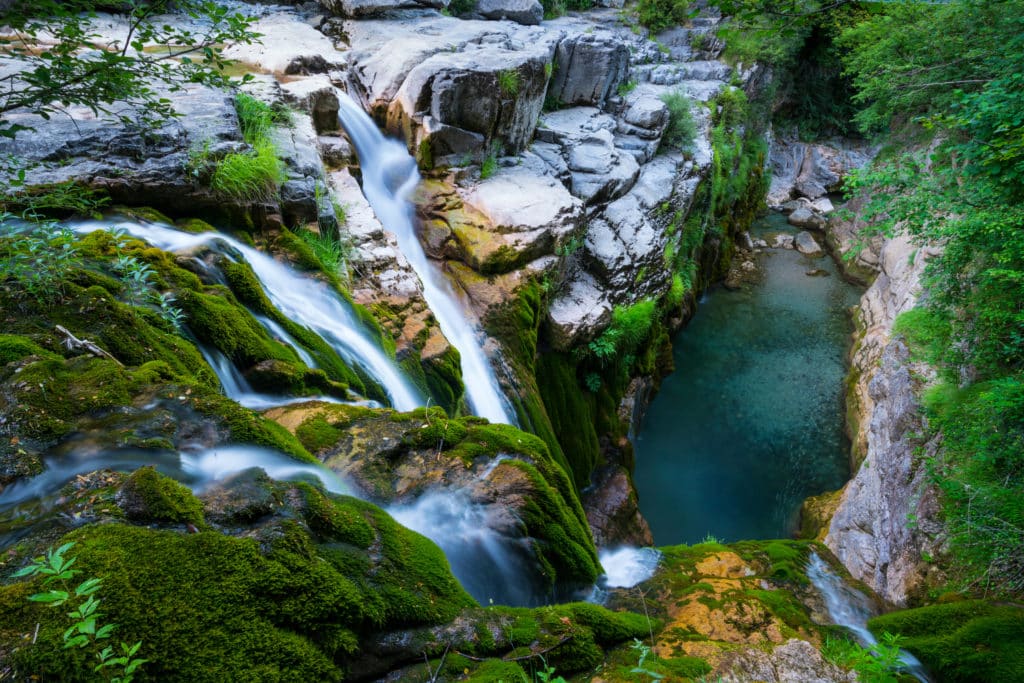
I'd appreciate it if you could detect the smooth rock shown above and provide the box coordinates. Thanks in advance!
[788,206,826,230]
[476,0,543,25]
[794,231,824,257]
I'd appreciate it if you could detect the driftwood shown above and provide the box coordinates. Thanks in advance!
[55,325,123,366]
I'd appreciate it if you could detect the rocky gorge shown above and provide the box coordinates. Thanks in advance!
[0,0,1022,681]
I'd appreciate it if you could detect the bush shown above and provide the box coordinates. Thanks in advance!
[635,0,690,33]
[497,69,519,97]
[660,90,696,152]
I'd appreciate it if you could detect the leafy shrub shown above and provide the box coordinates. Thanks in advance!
[660,90,696,152]
[634,0,690,33]
[1,226,80,303]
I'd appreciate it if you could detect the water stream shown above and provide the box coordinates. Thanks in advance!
[634,213,862,543]
[71,219,422,411]
[808,553,932,682]
[335,91,515,425]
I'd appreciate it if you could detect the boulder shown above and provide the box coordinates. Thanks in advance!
[549,34,629,107]
[388,46,551,158]
[794,231,824,257]
[787,206,826,231]
[476,0,543,25]
[583,465,654,547]
[279,76,341,134]
[222,12,346,75]
[318,0,447,17]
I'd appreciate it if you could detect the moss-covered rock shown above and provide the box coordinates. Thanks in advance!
[0,479,477,681]
[116,466,206,526]
[868,600,1024,682]
[265,402,601,590]
[598,540,840,681]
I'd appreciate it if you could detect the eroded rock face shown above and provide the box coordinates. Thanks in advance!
[476,0,544,25]
[716,639,857,683]
[824,233,945,605]
[767,135,875,207]
[549,33,629,107]
[319,0,448,18]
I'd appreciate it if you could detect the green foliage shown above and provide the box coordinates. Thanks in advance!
[480,151,499,180]
[1,225,80,303]
[634,0,691,33]
[498,69,520,97]
[211,141,284,202]
[12,542,147,682]
[582,300,658,366]
[297,228,352,279]
[837,0,1024,594]
[659,91,696,152]
[892,308,950,366]
[233,92,279,146]
[868,600,1024,682]
[821,633,905,683]
[448,0,475,15]
[617,80,638,97]
[0,0,258,140]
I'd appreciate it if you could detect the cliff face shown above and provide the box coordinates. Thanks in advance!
[824,228,945,606]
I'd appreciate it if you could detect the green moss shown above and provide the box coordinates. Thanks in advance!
[192,390,315,462]
[535,352,600,487]
[295,414,346,453]
[119,466,206,526]
[179,286,297,368]
[0,334,53,365]
[465,660,527,681]
[1,488,477,681]
[868,601,1024,682]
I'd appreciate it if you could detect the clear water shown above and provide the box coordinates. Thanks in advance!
[633,213,861,543]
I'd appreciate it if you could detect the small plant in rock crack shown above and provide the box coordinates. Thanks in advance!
[630,639,665,681]
[13,542,147,682]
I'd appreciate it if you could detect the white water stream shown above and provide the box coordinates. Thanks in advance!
[71,219,421,411]
[335,91,515,425]
[807,552,932,682]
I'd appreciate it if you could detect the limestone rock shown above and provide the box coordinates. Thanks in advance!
[825,232,945,605]
[794,231,824,257]
[319,0,447,17]
[549,34,629,107]
[279,76,341,134]
[476,0,543,25]
[223,12,346,75]
[788,206,826,231]
[583,465,654,547]
[717,639,858,683]
[548,268,612,350]
[767,135,875,207]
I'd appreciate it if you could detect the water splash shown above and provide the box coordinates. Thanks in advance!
[71,219,421,411]
[599,546,662,588]
[807,552,932,682]
[387,491,545,606]
[335,91,514,425]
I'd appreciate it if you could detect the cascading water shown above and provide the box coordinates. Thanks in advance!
[387,491,546,606]
[807,553,932,682]
[0,444,348,549]
[71,219,421,411]
[197,344,341,410]
[335,91,514,425]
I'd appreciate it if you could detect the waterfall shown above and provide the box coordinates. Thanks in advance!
[0,444,348,546]
[387,491,546,606]
[71,219,421,411]
[334,91,515,425]
[598,546,662,588]
[807,552,932,682]
[197,344,342,410]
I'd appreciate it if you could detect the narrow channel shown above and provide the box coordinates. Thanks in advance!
[633,212,862,543]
